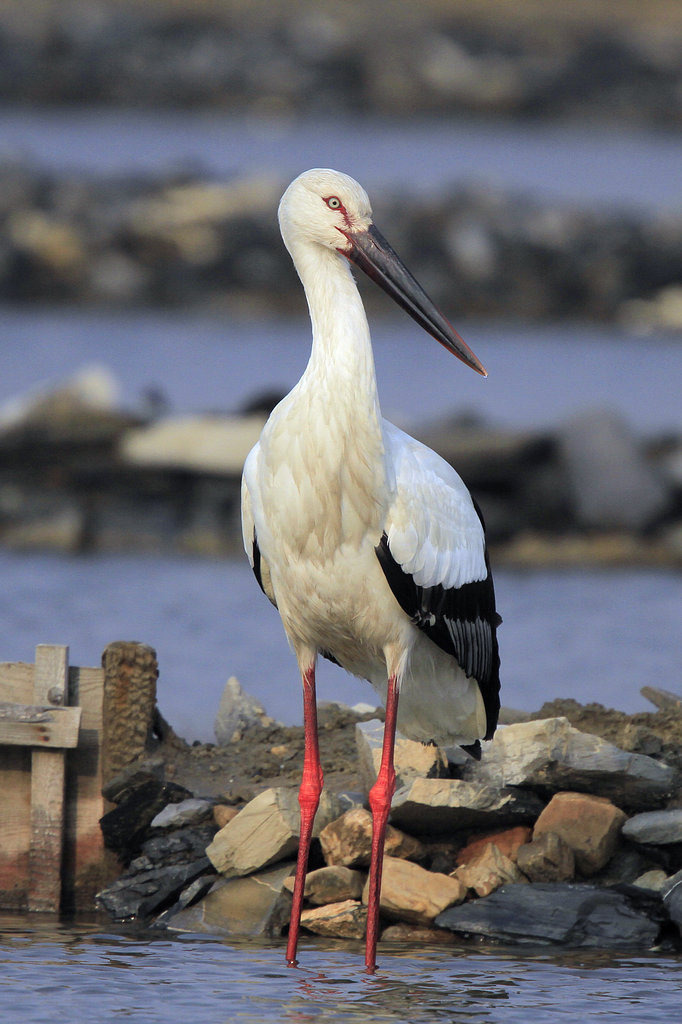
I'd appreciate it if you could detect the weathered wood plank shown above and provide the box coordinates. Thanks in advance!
[0,701,81,748]
[28,644,69,912]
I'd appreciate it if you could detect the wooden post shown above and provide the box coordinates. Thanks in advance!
[101,641,159,787]
[28,644,70,912]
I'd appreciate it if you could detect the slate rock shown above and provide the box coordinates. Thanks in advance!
[99,779,193,857]
[467,717,676,811]
[151,798,214,829]
[662,870,682,936]
[96,857,213,921]
[622,809,682,846]
[435,883,660,948]
[166,861,294,939]
[389,777,544,836]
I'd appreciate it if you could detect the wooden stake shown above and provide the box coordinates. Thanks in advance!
[28,644,70,912]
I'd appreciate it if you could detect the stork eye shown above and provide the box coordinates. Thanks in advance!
[326,196,342,210]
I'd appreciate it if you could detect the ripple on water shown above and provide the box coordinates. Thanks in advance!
[0,919,681,1023]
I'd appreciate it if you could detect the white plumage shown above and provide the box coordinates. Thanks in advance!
[240,168,500,969]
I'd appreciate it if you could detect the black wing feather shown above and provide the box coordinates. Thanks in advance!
[375,525,501,741]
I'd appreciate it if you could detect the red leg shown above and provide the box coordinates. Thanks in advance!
[286,662,323,966]
[365,673,399,973]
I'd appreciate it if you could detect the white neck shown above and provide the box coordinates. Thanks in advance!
[292,239,381,418]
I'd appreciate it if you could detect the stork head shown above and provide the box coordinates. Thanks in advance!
[278,168,487,377]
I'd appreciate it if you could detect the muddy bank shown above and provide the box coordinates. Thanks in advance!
[2,161,682,325]
[2,1,682,125]
[1,365,680,565]
[153,695,682,803]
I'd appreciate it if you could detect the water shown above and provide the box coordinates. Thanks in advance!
[2,308,681,437]
[0,915,680,1024]
[0,549,680,742]
[2,108,682,213]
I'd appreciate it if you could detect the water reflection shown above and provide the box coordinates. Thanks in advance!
[1,917,681,1023]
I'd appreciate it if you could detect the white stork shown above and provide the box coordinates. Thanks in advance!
[241,168,500,971]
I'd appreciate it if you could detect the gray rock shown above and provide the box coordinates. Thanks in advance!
[151,798,214,829]
[622,809,682,846]
[214,676,273,744]
[662,870,682,935]
[466,717,676,811]
[96,857,213,921]
[558,409,668,530]
[166,861,294,939]
[435,883,660,948]
[389,777,544,836]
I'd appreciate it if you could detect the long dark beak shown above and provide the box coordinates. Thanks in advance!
[341,223,487,377]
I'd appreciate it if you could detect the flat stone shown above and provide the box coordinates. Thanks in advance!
[533,792,626,876]
[355,719,448,796]
[622,808,682,846]
[389,778,544,836]
[151,798,214,829]
[166,861,294,938]
[319,807,424,868]
[435,883,660,947]
[453,842,528,897]
[380,923,457,945]
[362,856,466,926]
[300,900,367,939]
[467,717,675,811]
[516,831,576,883]
[456,826,532,866]
[206,786,340,876]
[283,865,365,905]
[96,857,213,921]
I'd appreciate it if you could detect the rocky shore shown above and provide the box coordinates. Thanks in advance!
[1,366,681,566]
[94,680,682,952]
[2,160,682,327]
[2,1,682,126]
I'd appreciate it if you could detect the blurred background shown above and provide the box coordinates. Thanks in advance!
[0,0,681,738]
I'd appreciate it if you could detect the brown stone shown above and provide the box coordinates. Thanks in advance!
[456,826,532,866]
[319,807,424,868]
[533,792,626,875]
[516,831,576,882]
[212,804,240,829]
[283,865,365,905]
[380,923,457,945]
[300,900,367,939]
[453,842,527,897]
[362,856,466,925]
